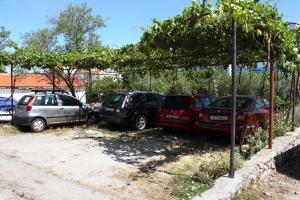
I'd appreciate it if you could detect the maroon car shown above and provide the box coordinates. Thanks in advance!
[157,94,213,131]
[198,96,269,137]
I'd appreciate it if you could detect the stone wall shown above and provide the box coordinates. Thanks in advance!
[193,129,300,200]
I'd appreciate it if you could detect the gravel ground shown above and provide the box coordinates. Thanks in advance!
[0,129,150,200]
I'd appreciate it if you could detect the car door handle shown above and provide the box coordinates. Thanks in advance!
[60,108,64,110]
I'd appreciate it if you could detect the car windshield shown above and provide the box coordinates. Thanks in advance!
[102,94,126,107]
[162,96,191,109]
[209,97,253,109]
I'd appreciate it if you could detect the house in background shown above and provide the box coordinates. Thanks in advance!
[0,73,86,103]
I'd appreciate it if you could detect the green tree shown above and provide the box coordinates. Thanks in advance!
[0,26,12,51]
[49,3,105,51]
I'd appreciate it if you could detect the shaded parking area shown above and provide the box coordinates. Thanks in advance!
[0,125,230,200]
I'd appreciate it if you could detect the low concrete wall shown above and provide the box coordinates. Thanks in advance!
[193,128,300,200]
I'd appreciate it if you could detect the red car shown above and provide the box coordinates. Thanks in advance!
[157,94,213,131]
[198,96,269,137]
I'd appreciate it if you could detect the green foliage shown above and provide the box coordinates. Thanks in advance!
[232,190,265,200]
[48,3,105,51]
[172,175,212,200]
[274,112,291,137]
[0,26,13,51]
[92,76,121,97]
[172,150,243,200]
[0,65,6,72]
[274,96,289,111]
[22,28,58,51]
[242,132,267,159]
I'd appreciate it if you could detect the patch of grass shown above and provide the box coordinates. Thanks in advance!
[0,124,21,136]
[168,149,243,200]
[232,190,265,200]
[172,175,212,200]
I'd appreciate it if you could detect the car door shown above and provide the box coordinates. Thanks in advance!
[32,95,60,124]
[254,98,269,128]
[145,93,163,125]
[128,93,146,118]
[58,95,83,123]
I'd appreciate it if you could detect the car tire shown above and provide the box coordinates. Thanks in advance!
[30,118,46,132]
[162,127,171,133]
[87,113,98,125]
[134,114,147,130]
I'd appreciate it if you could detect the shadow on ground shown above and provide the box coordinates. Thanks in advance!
[275,144,300,181]
[73,125,230,174]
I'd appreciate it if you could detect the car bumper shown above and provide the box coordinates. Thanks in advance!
[12,116,33,126]
[100,115,129,125]
[198,123,257,137]
[157,121,194,130]
[0,112,12,122]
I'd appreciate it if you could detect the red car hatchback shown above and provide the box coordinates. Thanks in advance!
[157,95,213,131]
[198,96,269,137]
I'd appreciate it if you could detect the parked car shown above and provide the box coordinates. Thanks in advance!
[157,94,213,131]
[89,91,164,130]
[198,96,269,137]
[0,97,16,122]
[13,91,89,132]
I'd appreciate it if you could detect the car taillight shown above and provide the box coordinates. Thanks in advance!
[121,96,128,108]
[26,96,35,112]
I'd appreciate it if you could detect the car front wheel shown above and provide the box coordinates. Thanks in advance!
[30,118,46,132]
[87,113,98,125]
[134,114,147,130]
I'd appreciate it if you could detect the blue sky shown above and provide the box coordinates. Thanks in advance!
[0,0,299,48]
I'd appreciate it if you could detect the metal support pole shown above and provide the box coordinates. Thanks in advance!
[149,69,152,91]
[229,20,237,178]
[291,71,296,131]
[269,42,274,149]
[10,64,14,124]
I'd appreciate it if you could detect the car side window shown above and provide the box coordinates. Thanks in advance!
[34,95,58,106]
[255,99,265,110]
[146,93,160,106]
[58,95,81,106]
[131,94,145,104]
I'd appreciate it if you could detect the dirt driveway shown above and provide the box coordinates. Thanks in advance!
[0,127,228,200]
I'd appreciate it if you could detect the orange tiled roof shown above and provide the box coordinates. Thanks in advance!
[0,73,84,88]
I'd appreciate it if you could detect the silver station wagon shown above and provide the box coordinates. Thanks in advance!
[13,90,89,132]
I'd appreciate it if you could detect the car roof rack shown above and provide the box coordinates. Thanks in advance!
[32,89,69,94]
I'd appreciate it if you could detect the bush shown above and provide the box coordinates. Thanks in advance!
[242,132,267,159]
[274,112,291,137]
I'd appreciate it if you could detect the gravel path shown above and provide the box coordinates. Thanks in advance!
[0,130,148,200]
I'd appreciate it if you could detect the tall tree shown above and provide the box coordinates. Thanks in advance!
[0,26,12,51]
[48,3,105,97]
[23,28,59,90]
[48,3,105,51]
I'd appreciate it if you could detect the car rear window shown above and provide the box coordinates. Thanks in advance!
[209,97,253,109]
[194,97,211,108]
[102,94,126,107]
[162,96,191,109]
[18,96,33,106]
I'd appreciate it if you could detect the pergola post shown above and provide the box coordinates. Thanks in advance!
[291,71,296,131]
[10,64,14,124]
[268,39,274,149]
[229,19,237,178]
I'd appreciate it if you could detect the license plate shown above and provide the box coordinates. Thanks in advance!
[210,115,228,121]
[104,107,114,112]
[166,114,179,119]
